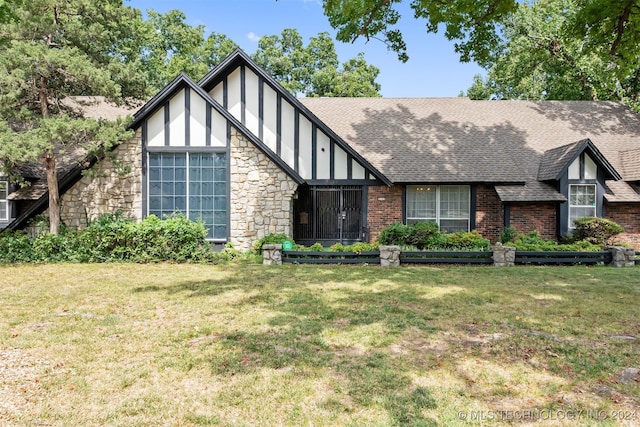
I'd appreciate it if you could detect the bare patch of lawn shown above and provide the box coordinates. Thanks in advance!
[1,263,639,426]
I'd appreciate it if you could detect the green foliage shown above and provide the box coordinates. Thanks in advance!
[252,29,381,97]
[510,231,601,252]
[0,212,224,264]
[500,226,518,244]
[442,230,490,251]
[377,222,489,250]
[571,217,624,246]
[252,233,293,253]
[377,222,410,246]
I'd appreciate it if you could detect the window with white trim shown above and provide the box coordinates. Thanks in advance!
[0,181,8,221]
[148,152,227,240]
[406,185,470,232]
[569,184,596,227]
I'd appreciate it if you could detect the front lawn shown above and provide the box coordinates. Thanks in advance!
[1,264,639,426]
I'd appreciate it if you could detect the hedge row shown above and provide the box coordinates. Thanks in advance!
[0,213,239,264]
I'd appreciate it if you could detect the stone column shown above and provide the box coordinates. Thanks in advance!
[262,244,283,265]
[606,246,636,267]
[491,243,516,267]
[379,245,401,267]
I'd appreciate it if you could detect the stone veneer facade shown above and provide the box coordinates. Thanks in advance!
[59,130,143,228]
[229,128,298,251]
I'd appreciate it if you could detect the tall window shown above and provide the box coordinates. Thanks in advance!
[406,185,470,232]
[148,152,227,240]
[569,184,596,227]
[0,181,8,221]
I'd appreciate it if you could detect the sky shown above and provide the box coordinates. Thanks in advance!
[126,0,485,98]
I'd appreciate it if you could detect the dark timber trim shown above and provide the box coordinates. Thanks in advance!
[240,65,246,125]
[276,93,282,156]
[164,103,170,146]
[294,111,300,173]
[329,140,335,180]
[258,76,264,141]
[311,124,317,180]
[205,106,212,146]
[142,120,148,217]
[184,87,190,146]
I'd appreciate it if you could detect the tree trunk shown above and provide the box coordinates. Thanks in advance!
[44,155,60,235]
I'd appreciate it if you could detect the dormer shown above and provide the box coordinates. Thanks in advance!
[538,138,621,235]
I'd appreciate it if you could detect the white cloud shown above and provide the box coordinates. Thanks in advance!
[247,32,260,43]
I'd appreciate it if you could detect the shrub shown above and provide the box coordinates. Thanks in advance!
[442,230,490,251]
[510,231,601,252]
[405,221,443,249]
[500,226,518,244]
[253,233,292,253]
[377,222,409,246]
[0,231,35,263]
[571,217,623,246]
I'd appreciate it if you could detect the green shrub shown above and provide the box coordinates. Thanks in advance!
[252,233,292,253]
[571,217,623,246]
[0,231,35,263]
[500,226,518,244]
[405,221,443,249]
[510,231,601,252]
[377,222,409,246]
[442,230,490,250]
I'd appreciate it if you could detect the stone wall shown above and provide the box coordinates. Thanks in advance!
[59,131,143,228]
[229,128,298,251]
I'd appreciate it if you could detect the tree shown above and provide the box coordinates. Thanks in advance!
[323,0,516,65]
[323,0,640,102]
[137,9,238,93]
[252,29,381,97]
[462,0,640,108]
[0,0,146,234]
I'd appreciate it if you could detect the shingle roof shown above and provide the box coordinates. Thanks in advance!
[8,97,137,201]
[301,98,640,202]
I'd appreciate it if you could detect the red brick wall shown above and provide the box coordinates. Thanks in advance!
[475,185,503,244]
[367,185,403,242]
[509,203,558,240]
[605,203,640,249]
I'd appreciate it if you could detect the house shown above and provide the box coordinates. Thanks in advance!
[4,49,640,250]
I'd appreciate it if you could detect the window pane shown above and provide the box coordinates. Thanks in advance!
[406,186,436,220]
[0,201,7,220]
[569,184,597,227]
[149,152,226,240]
[440,219,469,233]
[440,185,469,218]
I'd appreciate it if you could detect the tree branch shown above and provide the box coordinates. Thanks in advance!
[610,0,634,57]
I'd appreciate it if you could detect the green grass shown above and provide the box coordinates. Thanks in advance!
[1,263,639,426]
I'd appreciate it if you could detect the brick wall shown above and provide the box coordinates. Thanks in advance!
[605,202,640,249]
[475,184,503,244]
[509,203,558,240]
[367,185,403,242]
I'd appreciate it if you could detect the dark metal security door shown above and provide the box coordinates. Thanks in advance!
[293,185,364,245]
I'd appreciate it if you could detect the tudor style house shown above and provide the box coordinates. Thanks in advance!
[4,49,640,250]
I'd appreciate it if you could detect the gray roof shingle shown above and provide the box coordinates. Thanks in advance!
[301,98,640,202]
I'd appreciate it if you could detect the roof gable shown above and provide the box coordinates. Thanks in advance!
[198,49,391,185]
[538,138,622,181]
[130,71,304,185]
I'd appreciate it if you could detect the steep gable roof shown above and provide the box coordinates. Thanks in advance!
[130,71,304,185]
[538,138,621,181]
[199,49,391,185]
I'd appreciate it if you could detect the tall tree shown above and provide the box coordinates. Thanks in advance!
[252,29,381,97]
[463,0,640,108]
[137,9,238,93]
[323,0,640,102]
[0,0,145,234]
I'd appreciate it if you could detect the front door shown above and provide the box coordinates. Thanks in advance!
[293,185,364,245]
